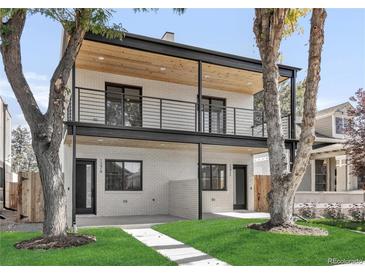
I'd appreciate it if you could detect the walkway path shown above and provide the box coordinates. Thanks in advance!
[123,228,229,266]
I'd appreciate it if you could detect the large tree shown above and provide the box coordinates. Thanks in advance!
[0,9,124,239]
[345,88,365,182]
[251,9,327,231]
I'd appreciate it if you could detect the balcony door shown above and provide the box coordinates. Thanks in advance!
[202,96,226,134]
[105,83,142,127]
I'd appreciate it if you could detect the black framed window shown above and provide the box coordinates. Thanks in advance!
[201,96,226,134]
[105,83,142,127]
[105,160,142,191]
[202,163,226,190]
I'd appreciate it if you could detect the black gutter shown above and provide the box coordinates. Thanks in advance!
[84,32,301,78]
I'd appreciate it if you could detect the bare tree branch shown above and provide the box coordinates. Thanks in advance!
[291,9,327,187]
[0,9,45,130]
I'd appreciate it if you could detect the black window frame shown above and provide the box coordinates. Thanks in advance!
[200,95,226,134]
[105,82,143,128]
[105,159,143,191]
[201,163,227,191]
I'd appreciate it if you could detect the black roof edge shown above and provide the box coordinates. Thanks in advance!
[84,32,301,77]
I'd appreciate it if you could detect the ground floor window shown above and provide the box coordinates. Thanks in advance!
[105,160,142,191]
[202,163,226,190]
[315,159,327,191]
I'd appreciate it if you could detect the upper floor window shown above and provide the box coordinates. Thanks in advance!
[335,117,348,135]
[201,96,226,134]
[105,83,142,127]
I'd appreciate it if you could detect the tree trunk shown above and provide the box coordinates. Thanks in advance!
[33,139,67,237]
[253,9,327,228]
[1,10,87,238]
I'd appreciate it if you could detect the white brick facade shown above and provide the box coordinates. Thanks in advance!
[63,68,257,225]
[64,143,254,225]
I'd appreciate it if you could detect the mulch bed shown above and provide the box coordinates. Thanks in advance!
[248,222,328,236]
[15,234,96,250]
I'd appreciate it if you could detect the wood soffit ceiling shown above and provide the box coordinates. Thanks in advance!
[76,40,288,95]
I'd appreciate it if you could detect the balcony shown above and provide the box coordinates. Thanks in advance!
[67,87,291,139]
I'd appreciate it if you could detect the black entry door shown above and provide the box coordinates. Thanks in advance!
[76,159,96,214]
[233,165,247,209]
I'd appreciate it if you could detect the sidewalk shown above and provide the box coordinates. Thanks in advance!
[123,228,229,266]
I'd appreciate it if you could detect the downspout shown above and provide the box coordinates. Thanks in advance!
[197,61,203,220]
[2,102,6,209]
[71,64,77,230]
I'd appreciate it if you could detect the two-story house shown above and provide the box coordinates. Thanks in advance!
[254,102,364,206]
[61,31,299,227]
[0,96,12,210]
[295,102,364,204]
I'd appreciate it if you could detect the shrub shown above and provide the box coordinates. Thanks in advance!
[324,203,343,219]
[298,203,316,219]
[348,203,365,222]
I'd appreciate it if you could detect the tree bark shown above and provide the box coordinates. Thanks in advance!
[0,9,87,237]
[253,9,326,227]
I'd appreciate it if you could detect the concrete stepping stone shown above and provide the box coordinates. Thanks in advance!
[123,228,229,266]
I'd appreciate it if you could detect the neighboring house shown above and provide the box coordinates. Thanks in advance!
[61,31,299,226]
[0,96,12,210]
[254,102,365,205]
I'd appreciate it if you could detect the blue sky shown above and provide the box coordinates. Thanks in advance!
[0,8,364,127]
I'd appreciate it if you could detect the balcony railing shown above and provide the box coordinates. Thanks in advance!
[67,87,291,138]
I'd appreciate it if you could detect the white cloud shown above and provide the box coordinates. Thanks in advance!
[0,74,49,110]
[24,72,48,81]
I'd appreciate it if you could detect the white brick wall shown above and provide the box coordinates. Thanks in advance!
[169,179,198,219]
[76,69,253,108]
[64,143,254,225]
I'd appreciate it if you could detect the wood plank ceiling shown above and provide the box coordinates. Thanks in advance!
[76,40,288,94]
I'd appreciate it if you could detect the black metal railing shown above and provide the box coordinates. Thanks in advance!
[67,87,291,138]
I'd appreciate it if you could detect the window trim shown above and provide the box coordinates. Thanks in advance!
[105,82,143,127]
[105,159,143,191]
[201,163,227,191]
[335,116,347,135]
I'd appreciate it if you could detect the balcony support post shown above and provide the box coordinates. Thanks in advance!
[71,64,77,229]
[198,142,202,220]
[290,71,297,139]
[197,61,202,132]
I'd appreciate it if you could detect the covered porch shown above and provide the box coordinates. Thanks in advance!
[63,136,268,227]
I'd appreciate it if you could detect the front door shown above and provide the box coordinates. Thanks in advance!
[233,165,247,209]
[76,159,96,214]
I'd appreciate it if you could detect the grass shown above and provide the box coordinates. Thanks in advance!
[310,219,365,232]
[154,218,365,266]
[0,227,175,266]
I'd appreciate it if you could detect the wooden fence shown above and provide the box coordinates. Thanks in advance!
[254,175,271,212]
[5,172,44,223]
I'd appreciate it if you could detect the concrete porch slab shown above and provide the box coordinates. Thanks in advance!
[76,214,185,228]
[204,211,270,219]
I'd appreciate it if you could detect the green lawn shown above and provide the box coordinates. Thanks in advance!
[154,218,365,266]
[0,227,175,266]
[310,219,365,232]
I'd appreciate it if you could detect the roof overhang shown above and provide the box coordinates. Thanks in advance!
[74,32,299,95]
